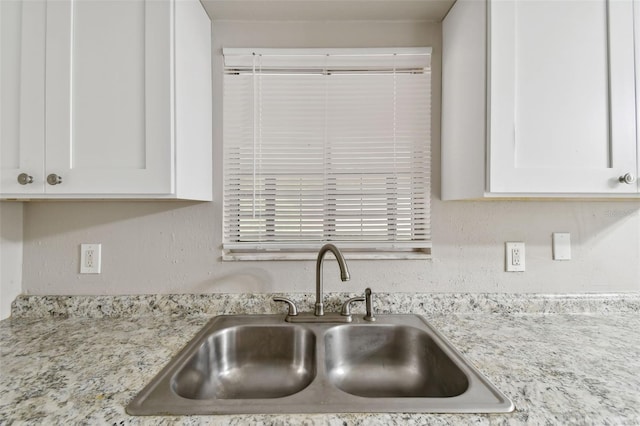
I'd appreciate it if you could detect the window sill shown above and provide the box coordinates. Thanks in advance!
[222,250,431,261]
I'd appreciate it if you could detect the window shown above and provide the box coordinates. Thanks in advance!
[223,48,431,260]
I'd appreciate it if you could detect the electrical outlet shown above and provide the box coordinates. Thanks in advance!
[80,244,101,274]
[505,242,525,272]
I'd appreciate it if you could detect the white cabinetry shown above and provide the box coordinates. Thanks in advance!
[1,0,45,196]
[0,0,212,200]
[442,0,638,199]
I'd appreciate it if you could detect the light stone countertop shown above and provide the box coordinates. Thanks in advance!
[1,293,639,425]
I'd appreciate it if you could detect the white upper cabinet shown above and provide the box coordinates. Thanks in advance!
[0,0,212,200]
[442,0,638,199]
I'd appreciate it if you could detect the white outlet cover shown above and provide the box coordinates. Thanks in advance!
[505,242,525,272]
[80,243,102,274]
[552,233,571,260]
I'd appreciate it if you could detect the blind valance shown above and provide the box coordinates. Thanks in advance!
[223,47,432,70]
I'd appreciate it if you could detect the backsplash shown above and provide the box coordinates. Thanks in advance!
[11,293,640,319]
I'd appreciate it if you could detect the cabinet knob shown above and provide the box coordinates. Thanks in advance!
[618,173,636,185]
[17,173,34,185]
[47,174,63,185]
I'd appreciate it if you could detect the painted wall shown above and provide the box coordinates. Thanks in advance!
[1,202,23,318]
[20,20,640,296]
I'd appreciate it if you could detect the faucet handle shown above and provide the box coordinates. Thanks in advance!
[273,297,298,316]
[341,296,365,316]
[364,287,376,322]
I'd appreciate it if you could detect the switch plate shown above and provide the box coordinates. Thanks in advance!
[505,242,525,272]
[80,244,101,274]
[552,233,571,260]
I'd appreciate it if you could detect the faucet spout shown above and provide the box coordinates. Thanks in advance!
[315,243,350,316]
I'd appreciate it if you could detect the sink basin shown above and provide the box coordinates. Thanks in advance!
[172,325,315,399]
[325,324,468,398]
[127,314,514,415]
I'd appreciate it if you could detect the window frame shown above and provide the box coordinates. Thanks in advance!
[222,48,432,261]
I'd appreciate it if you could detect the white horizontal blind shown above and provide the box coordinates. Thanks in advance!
[223,48,431,256]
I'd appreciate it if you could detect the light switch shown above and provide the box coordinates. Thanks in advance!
[552,233,571,260]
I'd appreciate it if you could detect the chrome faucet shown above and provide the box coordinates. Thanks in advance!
[315,243,350,316]
[274,243,364,323]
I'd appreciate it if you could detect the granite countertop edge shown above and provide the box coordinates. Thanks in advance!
[10,292,640,319]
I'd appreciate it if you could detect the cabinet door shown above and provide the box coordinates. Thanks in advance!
[45,0,173,195]
[489,0,637,194]
[1,0,45,194]
[636,0,640,185]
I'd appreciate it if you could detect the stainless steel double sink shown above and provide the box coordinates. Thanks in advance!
[127,314,514,415]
